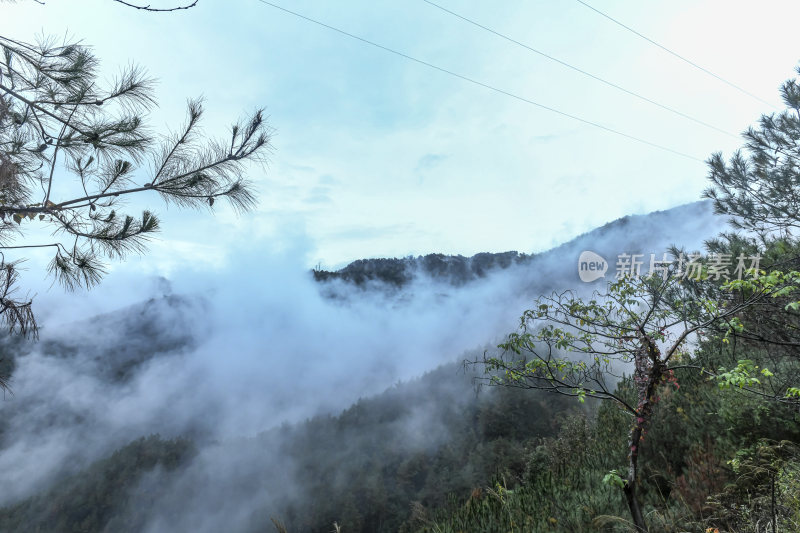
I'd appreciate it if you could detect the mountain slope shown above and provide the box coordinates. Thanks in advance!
[312,200,720,291]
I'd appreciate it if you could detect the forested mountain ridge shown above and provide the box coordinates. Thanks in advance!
[312,200,719,290]
[312,250,533,287]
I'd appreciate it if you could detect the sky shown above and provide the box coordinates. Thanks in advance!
[3,0,800,273]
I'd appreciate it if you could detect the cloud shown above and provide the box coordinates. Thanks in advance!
[318,174,339,185]
[415,153,448,172]
[303,185,334,204]
[0,224,531,504]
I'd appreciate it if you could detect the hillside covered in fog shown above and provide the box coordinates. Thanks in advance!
[0,201,742,533]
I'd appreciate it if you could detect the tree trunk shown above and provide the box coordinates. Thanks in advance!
[623,481,646,532]
[625,422,648,532]
[624,335,663,532]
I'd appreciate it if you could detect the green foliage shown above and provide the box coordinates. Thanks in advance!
[0,361,580,533]
[602,470,627,490]
[705,440,800,532]
[715,359,766,389]
[421,334,800,533]
[704,65,800,241]
[481,269,773,408]
[413,410,631,532]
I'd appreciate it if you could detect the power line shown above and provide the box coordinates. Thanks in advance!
[256,0,704,162]
[574,0,777,110]
[423,0,737,139]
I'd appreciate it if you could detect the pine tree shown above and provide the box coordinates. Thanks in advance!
[704,66,800,243]
[0,34,271,339]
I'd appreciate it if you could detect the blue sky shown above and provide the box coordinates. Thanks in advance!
[5,0,800,271]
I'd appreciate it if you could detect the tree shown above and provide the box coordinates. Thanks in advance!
[0,34,271,339]
[702,66,800,408]
[704,65,800,243]
[477,266,799,531]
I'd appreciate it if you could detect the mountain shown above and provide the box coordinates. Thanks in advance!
[312,201,720,290]
[0,360,582,533]
[0,293,205,386]
[312,251,534,287]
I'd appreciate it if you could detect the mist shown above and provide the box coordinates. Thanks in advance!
[0,200,724,531]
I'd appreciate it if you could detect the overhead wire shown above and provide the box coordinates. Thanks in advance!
[574,0,777,109]
[256,0,705,162]
[423,0,738,139]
